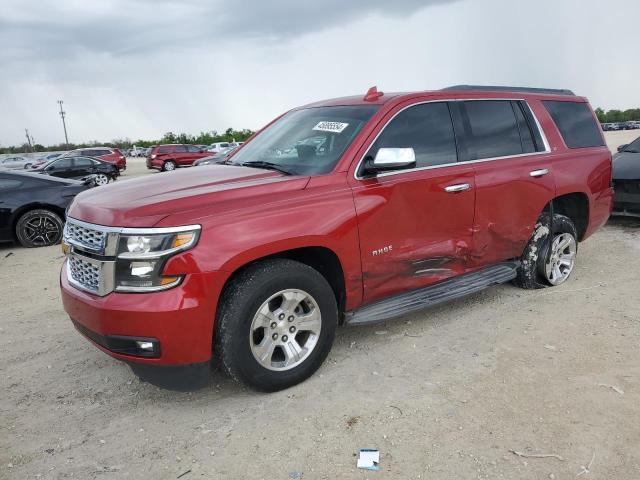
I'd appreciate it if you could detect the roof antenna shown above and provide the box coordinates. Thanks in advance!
[364,86,384,102]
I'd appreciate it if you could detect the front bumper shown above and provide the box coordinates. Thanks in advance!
[613,182,640,217]
[61,263,226,365]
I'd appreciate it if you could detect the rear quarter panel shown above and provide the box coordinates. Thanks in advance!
[531,99,613,239]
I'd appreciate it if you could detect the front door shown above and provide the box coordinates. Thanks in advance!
[350,101,476,304]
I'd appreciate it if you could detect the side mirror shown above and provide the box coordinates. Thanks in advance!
[617,144,628,153]
[362,148,416,176]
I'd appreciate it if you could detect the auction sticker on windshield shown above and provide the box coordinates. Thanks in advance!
[313,121,349,133]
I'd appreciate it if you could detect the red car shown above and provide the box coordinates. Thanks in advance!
[60,85,613,391]
[63,147,127,171]
[146,144,211,171]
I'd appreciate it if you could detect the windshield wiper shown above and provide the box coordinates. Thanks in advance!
[241,161,296,176]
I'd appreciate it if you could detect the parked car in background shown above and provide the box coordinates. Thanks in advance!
[31,156,119,185]
[0,171,93,247]
[207,142,232,154]
[62,147,127,170]
[28,152,65,169]
[192,146,239,166]
[601,123,617,131]
[146,144,210,171]
[0,156,32,170]
[613,135,640,216]
[61,85,613,391]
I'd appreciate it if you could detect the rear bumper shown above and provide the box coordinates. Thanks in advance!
[61,263,226,365]
[146,158,162,170]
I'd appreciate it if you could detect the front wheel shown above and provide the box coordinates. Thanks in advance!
[215,259,337,392]
[514,213,578,289]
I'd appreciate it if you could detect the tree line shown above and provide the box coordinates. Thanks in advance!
[595,108,640,124]
[0,128,254,154]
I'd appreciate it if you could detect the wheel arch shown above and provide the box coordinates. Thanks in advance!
[11,203,66,240]
[550,192,589,240]
[218,245,347,322]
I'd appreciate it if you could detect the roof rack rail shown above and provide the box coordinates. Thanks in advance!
[442,85,575,96]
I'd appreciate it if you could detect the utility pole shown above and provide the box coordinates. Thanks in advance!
[57,100,69,146]
[25,128,33,152]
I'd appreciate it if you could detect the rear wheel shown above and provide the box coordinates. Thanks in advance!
[16,209,64,247]
[215,259,337,392]
[94,173,110,186]
[514,213,578,289]
[163,160,176,172]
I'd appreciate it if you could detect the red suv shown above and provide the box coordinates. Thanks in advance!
[146,144,211,171]
[60,85,613,391]
[63,147,126,171]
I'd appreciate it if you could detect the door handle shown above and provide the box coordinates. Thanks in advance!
[444,183,471,193]
[529,168,549,178]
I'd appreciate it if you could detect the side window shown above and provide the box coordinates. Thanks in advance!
[542,101,605,149]
[74,157,94,167]
[80,150,94,156]
[369,102,457,169]
[174,145,188,153]
[186,145,201,153]
[458,100,523,161]
[158,146,171,154]
[50,158,72,169]
[0,179,23,190]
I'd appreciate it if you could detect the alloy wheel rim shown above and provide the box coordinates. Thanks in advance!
[95,174,108,185]
[165,162,175,171]
[249,289,322,371]
[24,216,60,246]
[544,232,576,285]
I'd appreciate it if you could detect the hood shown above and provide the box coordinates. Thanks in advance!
[613,151,640,180]
[67,165,310,227]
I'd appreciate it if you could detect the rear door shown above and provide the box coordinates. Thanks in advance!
[185,145,203,164]
[350,101,476,303]
[173,145,189,165]
[72,157,97,177]
[450,99,555,266]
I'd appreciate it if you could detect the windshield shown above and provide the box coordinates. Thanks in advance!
[623,136,640,153]
[230,105,379,175]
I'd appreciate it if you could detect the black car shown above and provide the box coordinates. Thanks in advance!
[31,156,119,186]
[613,136,640,216]
[0,171,93,247]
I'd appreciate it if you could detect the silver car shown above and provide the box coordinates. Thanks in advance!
[0,156,33,170]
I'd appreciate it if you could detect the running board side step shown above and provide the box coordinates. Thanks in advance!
[345,262,519,325]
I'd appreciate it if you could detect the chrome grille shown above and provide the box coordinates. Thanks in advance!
[68,256,101,293]
[65,221,106,252]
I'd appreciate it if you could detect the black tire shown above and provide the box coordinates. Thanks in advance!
[513,213,578,289]
[214,259,338,392]
[162,160,177,172]
[15,209,64,248]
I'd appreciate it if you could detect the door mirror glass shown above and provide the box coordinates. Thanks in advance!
[617,144,628,153]
[371,147,416,171]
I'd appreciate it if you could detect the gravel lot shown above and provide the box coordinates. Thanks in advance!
[1,132,639,479]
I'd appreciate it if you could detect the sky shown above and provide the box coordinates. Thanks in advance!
[1,0,638,147]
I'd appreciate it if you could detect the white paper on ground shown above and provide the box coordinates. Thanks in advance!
[357,449,380,470]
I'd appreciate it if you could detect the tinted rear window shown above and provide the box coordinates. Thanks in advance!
[543,101,604,149]
[458,100,523,160]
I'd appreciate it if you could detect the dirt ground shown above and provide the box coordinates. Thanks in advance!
[1,133,640,479]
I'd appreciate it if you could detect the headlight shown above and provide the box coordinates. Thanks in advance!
[151,154,157,159]
[114,226,200,292]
